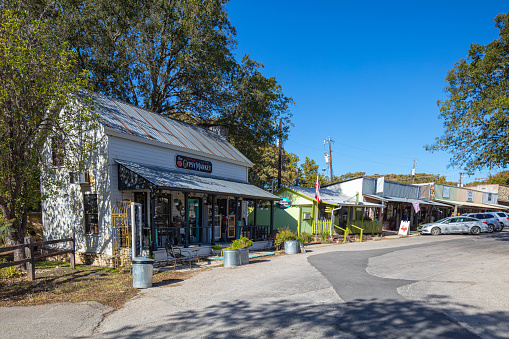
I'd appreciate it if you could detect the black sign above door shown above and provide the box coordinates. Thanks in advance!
[176,155,212,173]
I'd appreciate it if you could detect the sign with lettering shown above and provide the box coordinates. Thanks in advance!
[176,155,212,173]
[466,190,474,202]
[277,197,291,209]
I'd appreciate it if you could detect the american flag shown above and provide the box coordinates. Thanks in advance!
[315,177,321,202]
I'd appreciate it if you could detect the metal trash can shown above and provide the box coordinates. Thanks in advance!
[132,257,154,288]
[284,240,300,254]
[223,249,241,267]
[239,248,249,265]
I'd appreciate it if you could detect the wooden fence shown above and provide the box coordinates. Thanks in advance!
[0,232,75,281]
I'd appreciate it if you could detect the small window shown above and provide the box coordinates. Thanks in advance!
[84,194,98,234]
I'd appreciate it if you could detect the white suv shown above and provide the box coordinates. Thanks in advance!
[493,212,509,229]
[462,213,502,232]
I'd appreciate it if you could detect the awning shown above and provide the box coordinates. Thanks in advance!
[116,159,280,201]
[364,194,451,208]
[434,198,509,211]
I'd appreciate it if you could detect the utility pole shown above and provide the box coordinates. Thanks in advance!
[277,118,282,189]
[458,172,464,187]
[324,136,334,183]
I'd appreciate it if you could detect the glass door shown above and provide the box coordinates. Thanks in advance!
[188,198,201,243]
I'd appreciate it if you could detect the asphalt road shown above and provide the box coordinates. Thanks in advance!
[1,232,508,338]
[308,231,509,338]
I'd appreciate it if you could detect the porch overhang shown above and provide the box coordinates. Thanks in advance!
[116,159,280,201]
[434,198,509,210]
[364,194,451,208]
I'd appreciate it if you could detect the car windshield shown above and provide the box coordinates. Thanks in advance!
[436,218,449,223]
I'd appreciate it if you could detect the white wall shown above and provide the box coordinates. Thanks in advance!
[327,178,364,201]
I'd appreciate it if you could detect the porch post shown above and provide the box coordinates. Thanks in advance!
[270,201,274,238]
[254,200,258,232]
[150,190,157,251]
[184,192,189,248]
[234,197,239,239]
[211,195,216,245]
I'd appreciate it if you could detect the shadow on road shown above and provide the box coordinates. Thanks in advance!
[98,298,346,338]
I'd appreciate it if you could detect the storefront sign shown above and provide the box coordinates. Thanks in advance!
[277,197,291,209]
[176,155,212,173]
[466,190,474,202]
[443,186,450,198]
[398,220,410,236]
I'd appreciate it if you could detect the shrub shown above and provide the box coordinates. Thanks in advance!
[320,230,331,243]
[0,258,21,279]
[227,236,253,249]
[212,244,222,250]
[300,232,314,244]
[274,228,296,250]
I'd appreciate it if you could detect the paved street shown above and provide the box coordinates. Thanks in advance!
[1,232,509,338]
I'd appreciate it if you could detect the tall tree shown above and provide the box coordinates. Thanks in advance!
[0,5,97,259]
[426,13,509,172]
[299,157,327,188]
[30,0,293,172]
[248,145,299,190]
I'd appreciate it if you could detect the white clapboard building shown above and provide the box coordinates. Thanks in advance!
[42,92,278,265]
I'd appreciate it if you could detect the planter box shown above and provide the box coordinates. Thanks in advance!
[239,248,249,265]
[223,249,240,267]
[284,240,300,254]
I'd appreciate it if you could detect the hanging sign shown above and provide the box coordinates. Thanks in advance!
[176,155,212,173]
[277,197,291,209]
[412,201,420,213]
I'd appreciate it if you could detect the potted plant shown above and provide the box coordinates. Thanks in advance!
[227,236,253,265]
[211,244,222,256]
[275,228,300,254]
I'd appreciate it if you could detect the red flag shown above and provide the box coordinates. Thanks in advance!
[315,177,321,202]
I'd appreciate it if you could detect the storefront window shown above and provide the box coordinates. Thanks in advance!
[84,194,98,234]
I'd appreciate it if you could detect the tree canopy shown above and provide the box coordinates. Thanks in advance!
[426,12,509,172]
[28,0,293,177]
[0,5,97,252]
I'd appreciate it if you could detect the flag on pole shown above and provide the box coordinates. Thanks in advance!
[315,177,321,202]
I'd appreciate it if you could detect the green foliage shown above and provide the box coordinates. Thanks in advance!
[299,157,329,188]
[320,230,331,243]
[0,258,21,279]
[300,232,314,244]
[212,244,222,250]
[336,172,366,182]
[227,236,253,249]
[249,144,300,189]
[30,1,293,180]
[488,171,509,185]
[0,5,97,250]
[274,228,296,250]
[426,12,509,172]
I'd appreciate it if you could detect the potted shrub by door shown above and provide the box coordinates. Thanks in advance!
[211,244,222,257]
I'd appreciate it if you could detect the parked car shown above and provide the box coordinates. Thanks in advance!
[493,211,509,229]
[462,213,502,232]
[418,216,487,235]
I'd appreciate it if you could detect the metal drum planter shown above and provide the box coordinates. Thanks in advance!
[132,257,154,288]
[223,249,241,267]
[239,248,249,265]
[284,240,300,254]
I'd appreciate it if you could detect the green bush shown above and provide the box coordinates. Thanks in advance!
[0,258,21,279]
[227,236,253,249]
[300,232,314,244]
[274,228,296,250]
[212,244,222,250]
[320,230,331,243]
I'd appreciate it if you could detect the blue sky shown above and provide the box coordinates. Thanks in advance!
[226,0,508,184]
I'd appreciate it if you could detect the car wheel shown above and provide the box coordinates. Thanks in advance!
[470,226,481,235]
[431,227,441,236]
[487,224,494,233]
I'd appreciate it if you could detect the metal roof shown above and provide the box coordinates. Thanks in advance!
[283,186,384,207]
[92,92,252,165]
[434,198,509,210]
[364,194,451,208]
[116,160,279,200]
